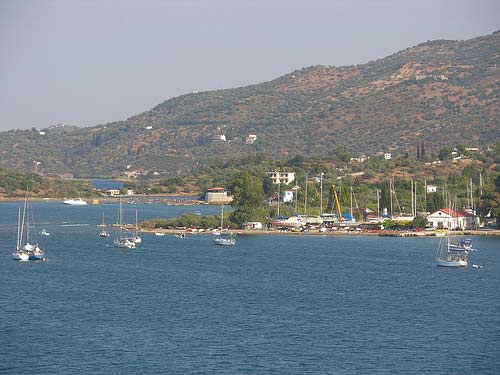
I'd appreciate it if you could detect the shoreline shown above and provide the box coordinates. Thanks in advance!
[138,228,500,237]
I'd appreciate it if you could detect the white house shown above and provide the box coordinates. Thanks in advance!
[106,189,121,196]
[384,152,392,160]
[268,171,295,185]
[426,185,438,193]
[427,208,478,230]
[282,190,294,203]
[245,134,257,144]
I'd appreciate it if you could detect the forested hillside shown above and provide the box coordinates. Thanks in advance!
[0,31,498,178]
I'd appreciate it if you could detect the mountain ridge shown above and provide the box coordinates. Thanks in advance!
[1,31,498,177]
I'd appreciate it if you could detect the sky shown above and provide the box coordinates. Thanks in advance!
[0,0,498,131]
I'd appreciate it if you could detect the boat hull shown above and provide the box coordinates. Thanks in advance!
[213,237,236,246]
[13,252,30,261]
[436,259,468,267]
[114,240,136,249]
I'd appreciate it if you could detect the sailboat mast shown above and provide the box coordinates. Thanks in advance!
[411,179,414,216]
[304,174,308,215]
[220,198,224,230]
[277,181,280,218]
[479,171,483,197]
[376,189,380,219]
[424,178,427,213]
[135,209,138,236]
[350,186,353,221]
[16,207,21,251]
[389,179,393,219]
[470,177,474,211]
[320,172,324,215]
[20,190,28,247]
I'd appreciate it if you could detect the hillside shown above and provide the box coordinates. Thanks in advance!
[1,31,498,178]
[0,167,95,198]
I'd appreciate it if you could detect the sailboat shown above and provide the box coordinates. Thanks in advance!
[213,198,236,246]
[98,212,110,237]
[435,235,470,267]
[13,191,46,261]
[113,198,136,249]
[435,204,473,267]
[123,209,141,244]
[132,210,142,243]
[13,207,29,261]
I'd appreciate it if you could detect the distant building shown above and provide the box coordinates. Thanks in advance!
[106,189,121,196]
[212,135,226,142]
[59,173,74,179]
[384,152,392,160]
[124,170,141,178]
[205,187,233,204]
[427,208,479,230]
[243,222,263,230]
[268,171,295,185]
[126,189,134,196]
[245,134,257,144]
[350,154,369,163]
[282,190,294,203]
[426,185,438,193]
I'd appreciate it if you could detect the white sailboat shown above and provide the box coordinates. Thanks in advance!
[435,235,470,267]
[13,192,46,261]
[123,209,141,244]
[114,198,136,249]
[213,199,236,246]
[132,210,142,243]
[435,204,473,267]
[98,212,110,237]
[13,207,29,261]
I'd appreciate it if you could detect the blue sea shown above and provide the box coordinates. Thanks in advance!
[1,201,499,374]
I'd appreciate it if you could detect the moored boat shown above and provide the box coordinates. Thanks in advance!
[63,198,88,206]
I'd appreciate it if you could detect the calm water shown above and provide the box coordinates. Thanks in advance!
[1,202,499,374]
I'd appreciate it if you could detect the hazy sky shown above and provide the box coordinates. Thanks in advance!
[0,0,498,131]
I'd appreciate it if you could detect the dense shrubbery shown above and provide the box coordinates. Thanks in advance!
[0,168,95,198]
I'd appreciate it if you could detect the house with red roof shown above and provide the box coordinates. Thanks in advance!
[427,208,479,230]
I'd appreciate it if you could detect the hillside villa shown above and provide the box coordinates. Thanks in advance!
[268,171,295,185]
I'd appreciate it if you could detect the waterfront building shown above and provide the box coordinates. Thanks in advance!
[205,187,233,204]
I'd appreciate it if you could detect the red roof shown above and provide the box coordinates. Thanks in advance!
[439,208,472,217]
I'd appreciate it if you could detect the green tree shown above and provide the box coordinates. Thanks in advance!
[438,147,452,161]
[229,171,265,224]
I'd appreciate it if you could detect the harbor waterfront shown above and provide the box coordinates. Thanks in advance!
[1,201,499,374]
